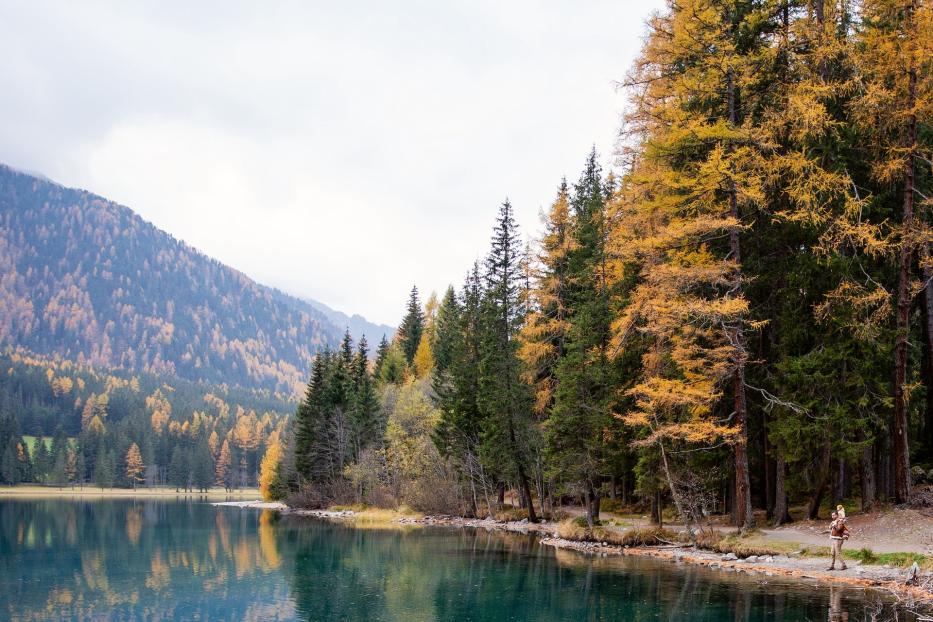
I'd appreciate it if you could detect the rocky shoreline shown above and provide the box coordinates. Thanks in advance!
[216,503,932,607]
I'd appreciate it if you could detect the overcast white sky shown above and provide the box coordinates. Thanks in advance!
[0,1,662,326]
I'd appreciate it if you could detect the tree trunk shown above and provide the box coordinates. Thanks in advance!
[651,489,662,527]
[892,52,917,504]
[764,412,775,519]
[807,442,831,520]
[832,457,845,506]
[773,454,791,525]
[859,443,875,512]
[585,481,600,528]
[921,246,933,459]
[875,434,892,501]
[726,68,753,530]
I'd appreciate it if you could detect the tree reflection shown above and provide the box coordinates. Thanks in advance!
[0,499,291,620]
[0,500,915,622]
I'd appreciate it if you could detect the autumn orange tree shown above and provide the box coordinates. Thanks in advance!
[125,443,144,489]
[606,0,773,528]
[850,0,933,503]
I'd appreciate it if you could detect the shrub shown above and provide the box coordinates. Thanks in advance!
[556,519,591,541]
[495,507,531,522]
[555,521,681,547]
[599,526,681,547]
[692,530,784,558]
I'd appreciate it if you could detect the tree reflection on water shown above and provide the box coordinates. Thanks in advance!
[0,499,918,621]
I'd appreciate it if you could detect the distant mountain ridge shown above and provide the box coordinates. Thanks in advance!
[0,163,382,395]
[303,297,395,346]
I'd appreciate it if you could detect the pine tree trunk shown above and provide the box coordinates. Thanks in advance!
[892,59,917,504]
[860,442,875,512]
[764,412,775,519]
[876,434,892,501]
[509,424,537,522]
[773,454,791,525]
[651,489,662,527]
[585,481,601,528]
[921,243,933,464]
[807,442,831,520]
[831,457,844,506]
[726,67,753,530]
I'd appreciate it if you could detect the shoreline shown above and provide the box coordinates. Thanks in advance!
[220,503,933,607]
[1,485,261,498]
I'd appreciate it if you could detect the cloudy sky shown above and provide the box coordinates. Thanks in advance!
[1,1,662,326]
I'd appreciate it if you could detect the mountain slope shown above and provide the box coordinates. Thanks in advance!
[0,163,343,394]
[303,297,395,345]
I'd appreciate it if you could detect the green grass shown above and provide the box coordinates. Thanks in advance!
[844,547,931,570]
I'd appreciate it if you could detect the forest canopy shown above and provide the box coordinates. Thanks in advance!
[276,0,933,528]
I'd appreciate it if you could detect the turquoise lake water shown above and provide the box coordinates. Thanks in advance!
[0,498,917,620]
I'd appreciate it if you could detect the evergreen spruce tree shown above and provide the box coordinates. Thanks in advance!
[545,151,615,526]
[374,335,390,378]
[349,335,382,457]
[431,266,489,516]
[377,344,407,385]
[1,438,20,485]
[432,287,461,378]
[93,447,115,489]
[192,440,215,492]
[293,355,327,482]
[398,286,425,365]
[169,446,186,492]
[478,200,537,521]
[32,437,50,483]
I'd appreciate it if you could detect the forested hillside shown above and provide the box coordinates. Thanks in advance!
[0,164,342,394]
[272,0,933,528]
[0,347,291,489]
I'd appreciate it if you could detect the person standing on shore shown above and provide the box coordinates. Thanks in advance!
[827,510,850,571]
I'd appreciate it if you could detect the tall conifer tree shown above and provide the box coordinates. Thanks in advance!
[479,200,537,521]
[398,287,425,365]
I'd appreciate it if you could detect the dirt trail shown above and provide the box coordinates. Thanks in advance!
[598,506,933,555]
[762,508,933,555]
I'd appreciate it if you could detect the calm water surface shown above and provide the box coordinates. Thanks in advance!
[0,498,916,621]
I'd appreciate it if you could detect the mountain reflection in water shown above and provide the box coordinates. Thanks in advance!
[0,498,918,621]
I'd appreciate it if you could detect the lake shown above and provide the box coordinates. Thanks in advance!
[0,498,916,621]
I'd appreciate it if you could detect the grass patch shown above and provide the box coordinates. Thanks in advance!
[693,530,793,558]
[328,505,423,526]
[494,506,532,522]
[556,518,590,541]
[555,520,680,547]
[844,548,931,570]
[597,526,681,547]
